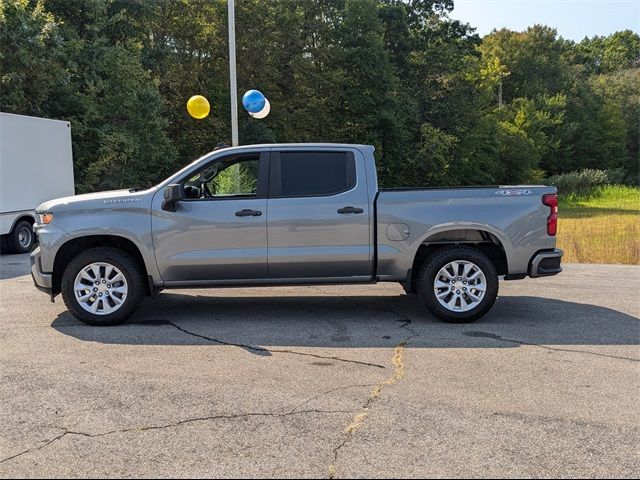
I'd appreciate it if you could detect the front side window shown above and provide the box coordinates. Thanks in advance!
[183,155,260,199]
[274,151,355,197]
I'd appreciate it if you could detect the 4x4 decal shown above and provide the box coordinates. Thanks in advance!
[494,189,533,196]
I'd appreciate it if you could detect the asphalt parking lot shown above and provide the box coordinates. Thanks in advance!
[0,254,638,478]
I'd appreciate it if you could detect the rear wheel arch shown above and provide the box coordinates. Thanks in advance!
[408,229,508,293]
[52,235,150,296]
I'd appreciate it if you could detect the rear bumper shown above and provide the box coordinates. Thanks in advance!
[529,248,563,278]
[30,246,54,299]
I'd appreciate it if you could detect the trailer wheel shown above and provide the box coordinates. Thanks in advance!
[8,220,35,254]
[416,245,498,323]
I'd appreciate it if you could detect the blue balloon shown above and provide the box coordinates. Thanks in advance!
[242,90,266,114]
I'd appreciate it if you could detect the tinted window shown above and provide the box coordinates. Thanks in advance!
[277,152,355,197]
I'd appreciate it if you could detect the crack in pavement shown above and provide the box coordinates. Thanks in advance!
[0,431,71,466]
[0,408,353,466]
[291,384,377,413]
[305,286,419,479]
[24,288,415,475]
[307,286,420,339]
[133,320,385,369]
[464,331,640,363]
[328,343,409,479]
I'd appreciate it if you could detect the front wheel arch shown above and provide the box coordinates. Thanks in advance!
[53,235,150,297]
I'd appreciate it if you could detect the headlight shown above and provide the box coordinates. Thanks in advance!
[37,212,54,225]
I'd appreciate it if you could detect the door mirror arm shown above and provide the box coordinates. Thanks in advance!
[162,184,183,212]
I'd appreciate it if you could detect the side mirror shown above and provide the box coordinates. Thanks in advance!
[161,184,182,212]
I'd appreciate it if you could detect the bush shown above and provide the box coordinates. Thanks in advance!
[604,167,627,185]
[547,169,607,193]
[546,168,630,194]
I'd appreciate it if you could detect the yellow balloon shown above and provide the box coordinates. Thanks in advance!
[187,95,210,119]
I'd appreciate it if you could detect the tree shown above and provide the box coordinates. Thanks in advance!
[2,0,638,191]
[479,25,570,103]
[37,0,176,191]
[0,0,67,115]
[591,69,639,177]
[574,30,640,74]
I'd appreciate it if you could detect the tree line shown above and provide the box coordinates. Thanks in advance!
[1,0,638,192]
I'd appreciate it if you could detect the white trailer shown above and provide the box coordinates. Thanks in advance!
[0,113,75,253]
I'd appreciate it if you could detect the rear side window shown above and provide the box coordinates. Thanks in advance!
[272,151,355,197]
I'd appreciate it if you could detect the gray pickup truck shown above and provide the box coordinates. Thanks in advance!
[31,143,562,325]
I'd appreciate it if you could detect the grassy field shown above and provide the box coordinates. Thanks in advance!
[558,185,639,265]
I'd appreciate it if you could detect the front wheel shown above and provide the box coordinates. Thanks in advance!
[61,247,146,325]
[416,246,498,323]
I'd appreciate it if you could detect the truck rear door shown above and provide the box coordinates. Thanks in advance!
[266,148,373,279]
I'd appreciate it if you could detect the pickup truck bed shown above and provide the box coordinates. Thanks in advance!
[376,185,558,281]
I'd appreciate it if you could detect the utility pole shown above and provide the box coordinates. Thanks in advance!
[228,0,239,146]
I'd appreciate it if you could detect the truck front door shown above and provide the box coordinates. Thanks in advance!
[266,149,373,279]
[152,151,269,284]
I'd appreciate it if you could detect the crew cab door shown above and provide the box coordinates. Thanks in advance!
[151,151,269,284]
[267,148,373,279]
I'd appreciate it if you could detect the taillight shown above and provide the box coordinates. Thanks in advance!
[542,193,558,236]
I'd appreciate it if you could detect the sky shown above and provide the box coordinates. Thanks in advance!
[449,0,639,41]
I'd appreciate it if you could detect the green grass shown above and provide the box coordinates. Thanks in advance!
[561,185,640,214]
[557,186,639,264]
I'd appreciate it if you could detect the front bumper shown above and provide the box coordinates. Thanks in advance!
[529,248,563,278]
[30,246,54,300]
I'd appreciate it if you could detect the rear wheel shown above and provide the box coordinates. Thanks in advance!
[416,246,498,323]
[61,247,145,325]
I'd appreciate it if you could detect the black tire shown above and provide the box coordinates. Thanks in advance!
[61,247,146,326]
[0,235,10,254]
[416,245,498,323]
[9,220,35,254]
